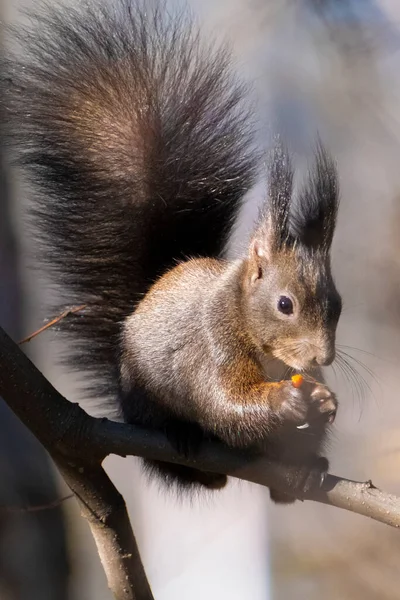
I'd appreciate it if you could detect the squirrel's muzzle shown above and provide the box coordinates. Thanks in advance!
[313,347,336,367]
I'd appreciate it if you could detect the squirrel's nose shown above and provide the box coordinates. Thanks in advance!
[314,349,335,367]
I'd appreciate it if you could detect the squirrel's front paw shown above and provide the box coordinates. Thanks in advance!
[271,381,310,426]
[271,380,337,428]
[308,384,337,425]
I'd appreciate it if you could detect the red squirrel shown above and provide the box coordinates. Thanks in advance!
[3,0,341,501]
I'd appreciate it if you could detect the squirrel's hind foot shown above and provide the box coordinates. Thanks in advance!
[269,455,329,504]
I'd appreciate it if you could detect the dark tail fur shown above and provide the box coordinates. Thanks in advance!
[2,0,256,407]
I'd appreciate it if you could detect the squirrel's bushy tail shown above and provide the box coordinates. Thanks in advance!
[2,0,256,405]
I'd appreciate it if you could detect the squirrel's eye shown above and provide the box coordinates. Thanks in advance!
[278,296,293,315]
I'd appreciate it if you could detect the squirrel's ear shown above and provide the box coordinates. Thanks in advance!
[248,136,294,283]
[248,236,270,284]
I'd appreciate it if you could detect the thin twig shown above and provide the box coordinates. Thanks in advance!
[313,476,400,527]
[18,305,86,344]
[0,493,74,513]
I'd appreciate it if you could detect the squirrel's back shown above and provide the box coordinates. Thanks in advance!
[3,0,256,406]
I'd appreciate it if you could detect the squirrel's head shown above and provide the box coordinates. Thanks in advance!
[243,137,341,371]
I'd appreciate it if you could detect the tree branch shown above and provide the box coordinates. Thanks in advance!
[0,325,154,600]
[1,325,399,599]
[57,461,153,600]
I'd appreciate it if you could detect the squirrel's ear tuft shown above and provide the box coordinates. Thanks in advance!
[250,135,294,266]
[290,139,339,252]
[261,135,294,251]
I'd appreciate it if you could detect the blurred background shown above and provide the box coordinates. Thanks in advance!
[2,0,400,598]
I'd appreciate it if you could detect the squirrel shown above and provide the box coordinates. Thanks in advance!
[2,0,342,501]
